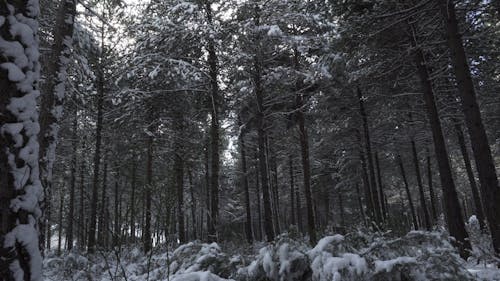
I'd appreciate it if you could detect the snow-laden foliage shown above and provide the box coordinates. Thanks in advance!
[43,231,500,281]
[236,231,477,281]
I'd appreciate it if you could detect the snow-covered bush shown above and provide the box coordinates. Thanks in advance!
[237,234,311,281]
[466,215,496,265]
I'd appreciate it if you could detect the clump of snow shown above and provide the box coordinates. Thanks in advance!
[374,256,417,273]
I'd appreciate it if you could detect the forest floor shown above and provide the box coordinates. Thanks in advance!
[43,229,500,281]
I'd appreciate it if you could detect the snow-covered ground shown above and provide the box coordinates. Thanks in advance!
[43,230,500,281]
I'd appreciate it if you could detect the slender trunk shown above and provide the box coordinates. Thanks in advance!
[239,123,253,243]
[175,152,185,243]
[58,187,64,255]
[188,169,197,240]
[113,176,120,247]
[397,154,419,230]
[204,1,220,241]
[294,49,316,244]
[297,103,316,244]
[355,183,367,226]
[289,156,296,226]
[374,152,387,220]
[254,151,263,240]
[268,140,281,235]
[66,109,78,251]
[144,135,153,252]
[78,150,85,250]
[414,46,471,258]
[338,192,345,228]
[455,123,486,229]
[98,160,108,249]
[87,21,106,253]
[438,0,500,255]
[38,0,77,252]
[47,188,52,251]
[296,185,303,233]
[426,149,438,222]
[357,130,375,222]
[253,7,275,241]
[204,138,210,240]
[411,140,431,230]
[130,159,136,243]
[357,87,382,224]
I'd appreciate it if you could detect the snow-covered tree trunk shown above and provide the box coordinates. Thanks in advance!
[0,1,43,280]
[38,0,76,251]
[413,46,471,258]
[438,0,500,257]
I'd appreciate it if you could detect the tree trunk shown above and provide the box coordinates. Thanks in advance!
[426,149,438,222]
[87,20,106,253]
[253,10,275,241]
[357,130,375,223]
[374,152,387,221]
[66,109,78,251]
[414,46,471,258]
[239,122,253,243]
[438,0,500,256]
[268,139,281,235]
[410,140,431,230]
[254,151,263,241]
[175,152,185,244]
[188,169,197,240]
[357,87,382,225]
[130,158,137,243]
[294,48,316,244]
[204,1,221,242]
[98,160,108,249]
[289,156,296,226]
[144,135,153,252]
[454,123,486,229]
[338,191,345,229]
[38,0,77,252]
[113,176,120,247]
[78,151,86,250]
[58,187,64,255]
[397,154,419,230]
[355,183,367,227]
[204,138,210,241]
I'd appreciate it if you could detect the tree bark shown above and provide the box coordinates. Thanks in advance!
[289,156,296,226]
[355,183,367,226]
[239,121,253,243]
[66,108,78,251]
[204,1,221,242]
[58,187,64,255]
[357,87,383,225]
[130,158,137,243]
[175,152,185,244]
[438,0,500,256]
[294,48,316,244]
[113,175,120,247]
[455,123,486,229]
[254,151,263,241]
[374,152,387,221]
[87,19,106,253]
[144,134,153,252]
[188,168,197,240]
[357,130,375,222]
[410,140,431,230]
[38,0,77,252]
[397,154,419,230]
[426,149,438,222]
[414,46,471,258]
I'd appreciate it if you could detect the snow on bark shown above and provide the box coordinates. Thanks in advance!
[0,1,43,280]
